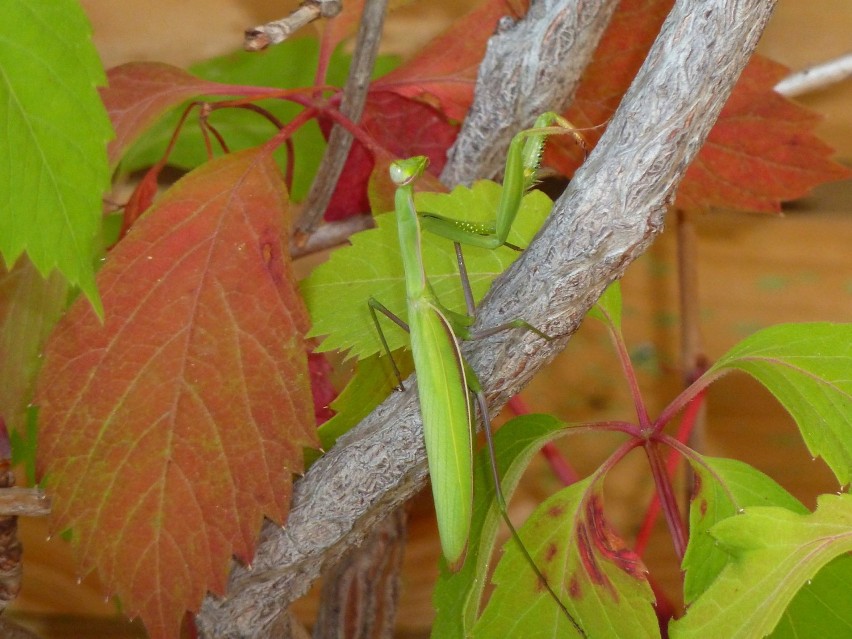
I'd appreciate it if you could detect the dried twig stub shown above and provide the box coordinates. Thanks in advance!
[244,1,344,51]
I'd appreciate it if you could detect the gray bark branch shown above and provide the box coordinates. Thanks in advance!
[0,488,51,517]
[441,0,618,186]
[197,0,777,636]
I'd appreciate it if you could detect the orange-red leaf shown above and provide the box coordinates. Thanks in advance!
[548,0,850,212]
[675,56,852,212]
[376,0,525,120]
[35,147,317,639]
[103,63,244,168]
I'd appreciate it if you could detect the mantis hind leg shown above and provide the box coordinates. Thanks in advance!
[472,389,585,636]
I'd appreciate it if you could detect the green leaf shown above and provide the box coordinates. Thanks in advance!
[684,456,852,637]
[587,281,622,330]
[10,407,38,485]
[432,414,568,638]
[769,553,852,638]
[121,40,397,202]
[302,183,553,359]
[670,493,852,638]
[474,478,659,638]
[707,323,852,486]
[0,0,112,314]
[683,456,808,604]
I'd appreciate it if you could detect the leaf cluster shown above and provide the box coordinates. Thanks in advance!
[0,1,849,638]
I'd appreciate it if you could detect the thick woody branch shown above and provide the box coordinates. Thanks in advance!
[441,0,619,186]
[197,0,777,636]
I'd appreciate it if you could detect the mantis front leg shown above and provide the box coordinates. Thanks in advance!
[420,111,587,250]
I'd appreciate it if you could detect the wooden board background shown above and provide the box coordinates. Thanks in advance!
[10,1,851,636]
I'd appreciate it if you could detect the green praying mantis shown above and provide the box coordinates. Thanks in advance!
[369,113,587,634]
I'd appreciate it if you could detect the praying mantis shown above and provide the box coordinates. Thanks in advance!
[369,113,587,634]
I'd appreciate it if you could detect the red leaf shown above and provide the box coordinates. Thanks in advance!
[322,91,457,219]
[102,63,244,168]
[675,56,852,212]
[35,148,317,639]
[376,0,524,121]
[308,351,336,424]
[549,0,850,212]
[120,162,163,237]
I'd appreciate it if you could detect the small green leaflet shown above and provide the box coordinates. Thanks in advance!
[0,1,113,315]
[670,493,852,638]
[306,351,414,467]
[302,182,553,360]
[683,456,809,603]
[704,323,852,485]
[587,281,623,331]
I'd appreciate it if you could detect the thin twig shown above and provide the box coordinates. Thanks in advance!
[294,0,389,243]
[0,488,51,518]
[289,214,374,258]
[244,1,343,51]
[774,52,852,97]
[196,2,778,636]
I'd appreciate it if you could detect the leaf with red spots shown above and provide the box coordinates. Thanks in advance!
[432,414,568,637]
[547,0,850,213]
[474,471,658,637]
[682,456,808,605]
[35,147,317,639]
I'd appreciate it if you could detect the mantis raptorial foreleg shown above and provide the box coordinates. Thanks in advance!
[420,111,587,251]
[370,156,585,635]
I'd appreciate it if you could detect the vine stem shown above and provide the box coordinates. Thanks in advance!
[634,388,707,556]
[644,439,687,561]
[507,395,580,486]
[295,0,389,243]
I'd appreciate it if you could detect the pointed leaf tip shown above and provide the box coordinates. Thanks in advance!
[0,1,113,313]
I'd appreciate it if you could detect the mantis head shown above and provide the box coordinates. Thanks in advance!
[390,156,429,187]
